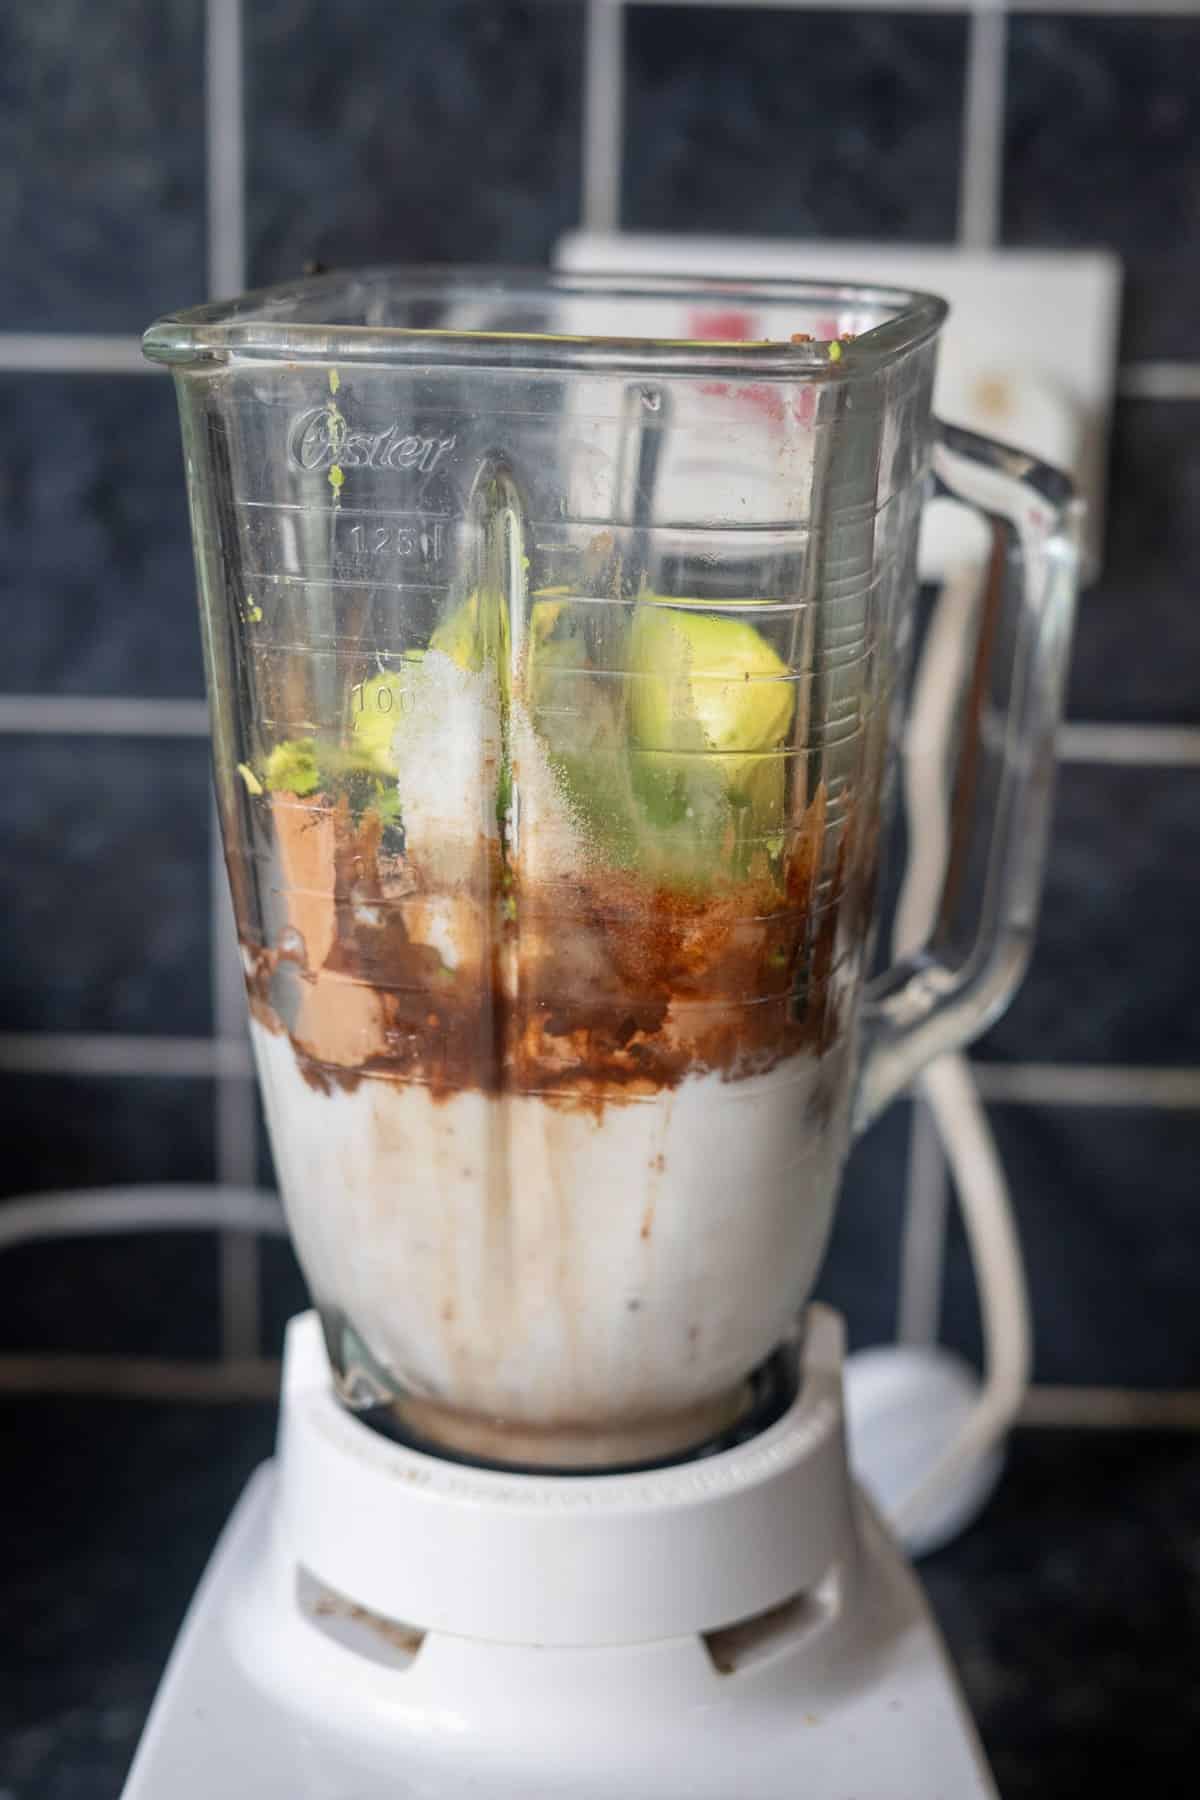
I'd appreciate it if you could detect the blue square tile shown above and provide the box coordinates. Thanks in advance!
[815,1099,910,1350]
[1005,15,1200,359]
[0,1072,219,1356]
[246,0,584,286]
[0,3,206,332]
[981,763,1200,1068]
[0,738,212,1037]
[0,375,204,699]
[624,6,967,241]
[1067,401,1200,727]
[259,1235,309,1358]
[940,1104,1200,1388]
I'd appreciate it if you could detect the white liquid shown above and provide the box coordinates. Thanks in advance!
[251,1019,848,1444]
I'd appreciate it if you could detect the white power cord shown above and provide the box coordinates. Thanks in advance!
[0,1185,288,1254]
[848,559,1033,1553]
[893,1055,1031,1539]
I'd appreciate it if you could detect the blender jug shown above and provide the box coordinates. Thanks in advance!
[145,271,1077,1470]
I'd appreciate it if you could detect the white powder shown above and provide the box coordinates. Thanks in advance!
[389,651,585,910]
[389,649,501,887]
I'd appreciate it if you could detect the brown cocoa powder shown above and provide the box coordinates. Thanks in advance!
[239,785,852,1111]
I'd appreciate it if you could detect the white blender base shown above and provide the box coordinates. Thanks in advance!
[124,1310,996,1799]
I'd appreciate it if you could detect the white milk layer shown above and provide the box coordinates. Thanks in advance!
[251,1019,847,1451]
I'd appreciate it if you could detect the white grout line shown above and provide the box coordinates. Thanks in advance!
[1020,1385,1200,1430]
[1058,722,1200,766]
[206,0,259,1362]
[2,1357,1196,1424]
[0,335,151,374]
[623,0,1200,14]
[582,0,624,234]
[973,1062,1200,1109]
[4,1031,1197,1114]
[207,0,247,304]
[1118,362,1200,401]
[897,1100,951,1347]
[9,700,1198,768]
[958,3,1008,252]
[0,1034,251,1079]
[10,0,1200,1391]
[0,1354,281,1401]
[5,0,1196,1417]
[0,695,209,736]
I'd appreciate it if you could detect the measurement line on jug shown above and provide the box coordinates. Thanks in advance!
[234,499,452,588]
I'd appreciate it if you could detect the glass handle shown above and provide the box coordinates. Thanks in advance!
[852,420,1082,1135]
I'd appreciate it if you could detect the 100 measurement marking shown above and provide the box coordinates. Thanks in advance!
[349,675,417,717]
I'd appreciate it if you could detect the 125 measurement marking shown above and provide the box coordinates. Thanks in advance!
[343,519,446,563]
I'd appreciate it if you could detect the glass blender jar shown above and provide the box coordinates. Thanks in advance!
[146,269,1077,1472]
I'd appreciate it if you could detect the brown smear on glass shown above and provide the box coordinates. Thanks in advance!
[239,776,851,1114]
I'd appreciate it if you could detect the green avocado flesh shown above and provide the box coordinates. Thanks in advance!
[252,665,412,823]
[252,588,796,889]
[528,594,795,889]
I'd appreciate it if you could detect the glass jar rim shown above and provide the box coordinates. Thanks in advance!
[143,264,948,379]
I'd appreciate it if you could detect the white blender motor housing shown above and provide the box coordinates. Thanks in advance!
[123,1306,995,1798]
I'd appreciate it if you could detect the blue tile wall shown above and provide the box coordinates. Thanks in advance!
[246,0,585,287]
[1065,401,1200,728]
[1005,14,1200,361]
[0,376,203,700]
[982,763,1200,1068]
[2,15,1197,1794]
[940,1105,1200,1388]
[0,738,211,1036]
[0,1074,218,1356]
[0,1232,222,1360]
[0,1074,216,1206]
[624,5,968,241]
[0,3,206,332]
[0,2,1196,1399]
